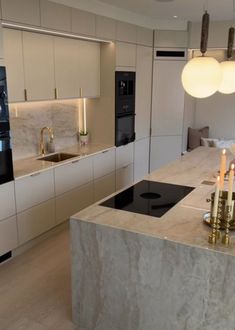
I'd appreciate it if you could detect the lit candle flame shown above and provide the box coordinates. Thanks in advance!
[222,149,226,155]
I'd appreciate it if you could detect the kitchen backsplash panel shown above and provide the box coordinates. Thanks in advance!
[9,100,80,160]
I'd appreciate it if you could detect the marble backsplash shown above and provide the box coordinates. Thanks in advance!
[9,100,80,160]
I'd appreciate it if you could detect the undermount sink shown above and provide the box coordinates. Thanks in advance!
[37,152,78,163]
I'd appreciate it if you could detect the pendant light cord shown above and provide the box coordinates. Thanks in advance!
[200,11,210,55]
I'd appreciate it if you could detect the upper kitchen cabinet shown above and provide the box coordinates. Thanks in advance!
[54,37,80,99]
[3,28,25,102]
[54,37,100,99]
[116,21,137,43]
[1,0,40,26]
[154,30,188,48]
[23,32,55,101]
[77,40,100,98]
[40,0,71,32]
[71,8,96,36]
[115,42,136,68]
[96,15,116,41]
[136,27,153,47]
[135,45,152,140]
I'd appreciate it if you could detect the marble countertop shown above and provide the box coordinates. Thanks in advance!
[71,147,235,256]
[13,143,115,179]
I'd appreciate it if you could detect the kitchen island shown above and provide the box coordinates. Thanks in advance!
[70,147,235,330]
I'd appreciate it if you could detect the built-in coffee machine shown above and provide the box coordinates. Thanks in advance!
[115,71,136,147]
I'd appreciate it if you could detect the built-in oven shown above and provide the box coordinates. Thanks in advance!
[0,66,14,184]
[115,71,136,147]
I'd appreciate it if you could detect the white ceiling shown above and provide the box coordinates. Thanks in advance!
[52,0,235,30]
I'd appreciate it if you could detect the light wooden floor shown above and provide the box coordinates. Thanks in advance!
[0,227,80,330]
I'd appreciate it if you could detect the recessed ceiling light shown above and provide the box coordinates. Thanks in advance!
[173,15,178,18]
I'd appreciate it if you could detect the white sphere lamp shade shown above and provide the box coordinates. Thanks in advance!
[218,61,235,94]
[181,56,222,98]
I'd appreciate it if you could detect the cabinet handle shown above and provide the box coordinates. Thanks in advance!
[30,172,41,177]
[102,150,109,154]
[24,89,28,101]
[122,164,129,169]
[54,88,58,100]
[72,159,79,164]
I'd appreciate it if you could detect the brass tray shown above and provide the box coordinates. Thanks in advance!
[203,212,235,230]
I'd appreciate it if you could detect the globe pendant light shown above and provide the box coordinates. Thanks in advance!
[218,27,235,94]
[181,11,222,98]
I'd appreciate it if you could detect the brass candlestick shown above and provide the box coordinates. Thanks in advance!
[208,215,217,244]
[215,193,223,240]
[221,204,233,245]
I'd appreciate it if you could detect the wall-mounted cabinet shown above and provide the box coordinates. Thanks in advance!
[40,0,71,32]
[71,8,96,36]
[3,28,25,102]
[137,27,153,47]
[96,15,116,41]
[116,21,137,43]
[115,42,136,68]
[3,28,100,102]
[1,0,40,26]
[23,32,55,101]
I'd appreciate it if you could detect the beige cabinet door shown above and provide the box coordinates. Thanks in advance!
[116,143,134,170]
[135,45,152,140]
[116,21,137,43]
[96,15,116,41]
[116,42,136,68]
[15,169,55,213]
[78,40,100,97]
[3,28,25,102]
[134,138,150,182]
[55,182,93,224]
[116,163,134,191]
[0,182,16,221]
[94,172,116,203]
[71,9,96,36]
[151,60,186,136]
[54,37,80,99]
[22,32,55,101]
[93,148,115,180]
[54,157,93,196]
[17,199,56,245]
[136,27,153,47]
[40,0,71,32]
[1,0,40,26]
[0,216,18,255]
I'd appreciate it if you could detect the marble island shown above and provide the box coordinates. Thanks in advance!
[70,147,235,330]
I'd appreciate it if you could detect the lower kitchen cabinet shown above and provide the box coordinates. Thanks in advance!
[0,181,16,221]
[116,163,134,191]
[55,183,93,224]
[15,169,55,213]
[0,216,18,256]
[134,138,150,181]
[17,199,55,245]
[54,157,93,196]
[94,172,116,202]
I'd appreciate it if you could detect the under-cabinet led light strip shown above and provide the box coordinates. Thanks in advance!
[1,21,113,44]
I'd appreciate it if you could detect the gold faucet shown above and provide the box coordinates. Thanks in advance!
[40,127,54,156]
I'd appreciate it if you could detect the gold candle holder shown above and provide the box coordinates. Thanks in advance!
[221,204,233,245]
[208,216,217,244]
[215,193,223,240]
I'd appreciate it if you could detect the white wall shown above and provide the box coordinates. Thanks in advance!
[194,92,235,139]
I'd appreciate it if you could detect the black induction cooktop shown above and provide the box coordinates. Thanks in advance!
[100,180,194,218]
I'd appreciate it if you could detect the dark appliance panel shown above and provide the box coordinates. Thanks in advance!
[0,66,14,184]
[115,71,136,147]
[115,114,135,147]
[115,71,135,116]
[0,131,14,184]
